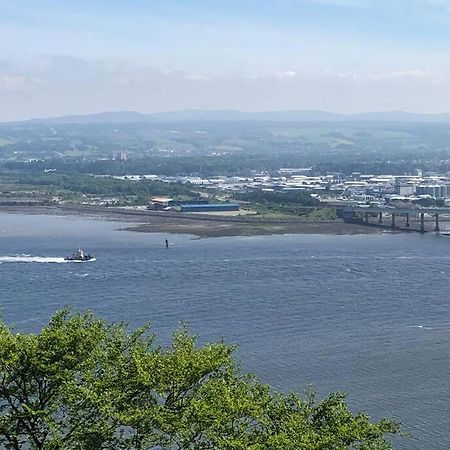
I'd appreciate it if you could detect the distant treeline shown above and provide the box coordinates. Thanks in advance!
[4,157,263,177]
[13,173,196,198]
[2,153,432,177]
[5,119,450,178]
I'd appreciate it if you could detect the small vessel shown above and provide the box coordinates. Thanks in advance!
[64,248,94,262]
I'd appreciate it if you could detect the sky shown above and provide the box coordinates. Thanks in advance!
[2,0,450,120]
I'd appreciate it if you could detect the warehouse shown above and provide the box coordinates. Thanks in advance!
[180,203,240,213]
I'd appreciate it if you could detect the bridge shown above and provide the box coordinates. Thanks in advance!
[339,206,450,233]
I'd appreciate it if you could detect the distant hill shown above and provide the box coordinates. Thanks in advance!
[147,109,345,122]
[351,111,450,122]
[21,111,150,125]
[7,109,450,125]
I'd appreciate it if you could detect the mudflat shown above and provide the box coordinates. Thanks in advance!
[0,205,383,238]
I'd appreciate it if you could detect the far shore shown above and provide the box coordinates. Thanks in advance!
[0,204,392,238]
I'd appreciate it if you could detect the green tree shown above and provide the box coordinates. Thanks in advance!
[0,310,401,449]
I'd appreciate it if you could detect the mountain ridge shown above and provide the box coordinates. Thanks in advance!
[6,109,450,125]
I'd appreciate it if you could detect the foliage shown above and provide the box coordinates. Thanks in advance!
[412,197,436,207]
[0,310,401,449]
[235,190,323,217]
[305,207,337,221]
[4,120,450,177]
[12,174,196,198]
[234,190,320,207]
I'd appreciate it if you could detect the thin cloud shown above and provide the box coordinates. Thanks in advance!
[0,57,448,120]
[389,70,433,78]
[276,70,297,79]
[0,74,42,92]
[184,74,211,81]
[303,0,369,7]
[416,0,450,11]
[330,70,434,81]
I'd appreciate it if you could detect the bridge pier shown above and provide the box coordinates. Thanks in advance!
[341,207,450,234]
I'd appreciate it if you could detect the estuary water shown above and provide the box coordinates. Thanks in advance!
[1,212,450,449]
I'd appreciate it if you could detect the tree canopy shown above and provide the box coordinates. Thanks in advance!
[12,173,195,198]
[0,310,400,449]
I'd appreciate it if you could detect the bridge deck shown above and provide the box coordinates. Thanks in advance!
[342,206,450,215]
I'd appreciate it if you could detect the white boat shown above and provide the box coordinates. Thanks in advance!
[64,249,94,262]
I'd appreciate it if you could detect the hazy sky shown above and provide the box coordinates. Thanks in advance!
[2,0,450,120]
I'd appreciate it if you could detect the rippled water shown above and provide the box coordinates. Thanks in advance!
[1,212,450,448]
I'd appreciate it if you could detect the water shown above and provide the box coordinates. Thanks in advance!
[1,212,450,448]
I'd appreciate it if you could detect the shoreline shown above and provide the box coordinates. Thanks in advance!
[0,205,386,238]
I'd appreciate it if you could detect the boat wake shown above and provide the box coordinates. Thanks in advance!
[0,255,95,264]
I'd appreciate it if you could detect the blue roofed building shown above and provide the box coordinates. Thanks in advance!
[180,203,240,213]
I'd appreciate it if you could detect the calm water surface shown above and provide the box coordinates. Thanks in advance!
[1,212,450,449]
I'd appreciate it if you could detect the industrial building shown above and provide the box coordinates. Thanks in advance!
[150,197,174,210]
[416,185,449,198]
